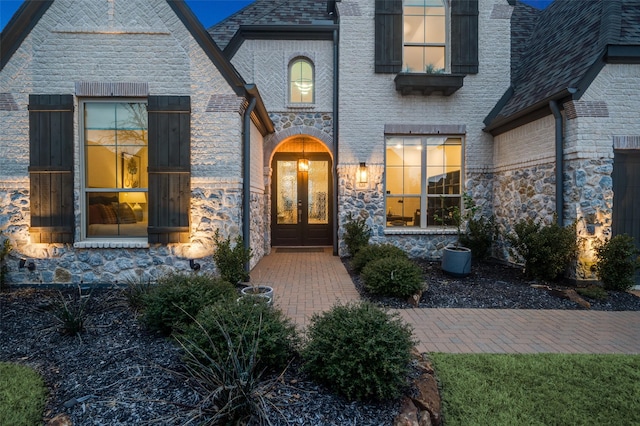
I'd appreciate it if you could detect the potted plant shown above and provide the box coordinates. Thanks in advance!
[435,195,472,277]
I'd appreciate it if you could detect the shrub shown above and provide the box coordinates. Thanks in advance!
[175,314,275,425]
[351,243,408,273]
[343,213,371,257]
[507,218,577,281]
[595,234,640,292]
[361,257,424,298]
[141,273,236,335]
[180,298,299,373]
[0,235,11,291]
[460,215,496,261]
[212,230,253,284]
[302,302,414,401]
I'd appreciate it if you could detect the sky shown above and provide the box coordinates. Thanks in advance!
[0,0,554,33]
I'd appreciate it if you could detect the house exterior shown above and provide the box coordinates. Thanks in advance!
[1,0,639,286]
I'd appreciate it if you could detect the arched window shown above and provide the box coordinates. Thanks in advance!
[289,58,314,104]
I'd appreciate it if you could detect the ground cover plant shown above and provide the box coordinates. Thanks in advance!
[0,362,47,426]
[430,353,640,426]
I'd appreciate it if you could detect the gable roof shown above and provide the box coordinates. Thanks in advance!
[0,0,273,134]
[208,0,336,54]
[485,0,640,135]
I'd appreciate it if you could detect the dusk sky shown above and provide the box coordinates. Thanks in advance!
[1,0,554,33]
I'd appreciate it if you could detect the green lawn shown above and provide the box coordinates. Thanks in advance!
[430,353,640,426]
[0,362,47,426]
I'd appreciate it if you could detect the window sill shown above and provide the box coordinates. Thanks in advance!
[74,239,149,249]
[384,227,458,236]
[394,73,465,96]
[286,103,316,109]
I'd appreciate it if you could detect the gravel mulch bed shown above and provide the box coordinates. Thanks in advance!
[2,260,639,425]
[0,288,400,425]
[346,258,640,311]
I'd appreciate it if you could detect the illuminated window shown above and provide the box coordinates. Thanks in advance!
[82,101,148,238]
[385,136,462,227]
[403,0,446,73]
[289,58,314,103]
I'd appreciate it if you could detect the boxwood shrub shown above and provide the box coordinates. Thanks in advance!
[351,243,408,273]
[179,298,299,372]
[302,302,414,401]
[141,273,236,335]
[361,257,424,298]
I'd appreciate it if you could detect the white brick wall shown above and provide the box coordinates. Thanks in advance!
[336,0,511,174]
[566,63,640,161]
[0,0,251,184]
[493,115,556,172]
[232,39,334,113]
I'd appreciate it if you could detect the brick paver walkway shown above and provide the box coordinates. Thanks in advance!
[250,248,640,354]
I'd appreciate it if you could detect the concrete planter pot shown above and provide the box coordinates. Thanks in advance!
[441,246,472,277]
[240,285,274,305]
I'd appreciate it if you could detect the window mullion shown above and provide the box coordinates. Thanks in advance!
[421,137,427,228]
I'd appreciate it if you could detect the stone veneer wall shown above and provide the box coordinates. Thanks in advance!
[0,181,245,285]
[0,0,262,285]
[337,164,494,259]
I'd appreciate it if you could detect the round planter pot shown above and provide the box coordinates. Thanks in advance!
[441,246,472,277]
[240,285,274,305]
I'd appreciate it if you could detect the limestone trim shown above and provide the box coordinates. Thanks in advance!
[384,124,466,135]
[264,125,334,165]
[75,82,149,97]
[613,136,640,150]
[74,240,150,249]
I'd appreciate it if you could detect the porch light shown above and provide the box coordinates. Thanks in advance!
[298,158,309,172]
[358,162,368,183]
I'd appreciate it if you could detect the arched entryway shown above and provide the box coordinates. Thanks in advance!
[271,137,333,246]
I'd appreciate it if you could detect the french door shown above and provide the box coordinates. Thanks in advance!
[271,153,333,246]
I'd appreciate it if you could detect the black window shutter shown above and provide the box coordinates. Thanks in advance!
[28,94,74,243]
[451,0,479,74]
[147,96,191,244]
[375,0,403,73]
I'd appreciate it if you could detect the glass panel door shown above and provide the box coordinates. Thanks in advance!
[272,153,332,246]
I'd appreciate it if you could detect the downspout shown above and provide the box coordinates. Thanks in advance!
[332,26,340,256]
[243,90,257,274]
[549,100,563,226]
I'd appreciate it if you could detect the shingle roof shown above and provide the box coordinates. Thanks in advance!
[208,0,333,50]
[486,0,640,132]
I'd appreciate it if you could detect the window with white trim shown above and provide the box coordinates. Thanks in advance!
[82,101,148,238]
[385,135,462,227]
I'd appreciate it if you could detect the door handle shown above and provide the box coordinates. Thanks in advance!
[298,200,302,223]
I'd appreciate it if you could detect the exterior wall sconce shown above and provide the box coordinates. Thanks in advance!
[298,158,309,172]
[358,162,368,184]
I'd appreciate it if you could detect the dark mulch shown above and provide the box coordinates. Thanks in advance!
[0,288,400,425]
[346,258,640,311]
